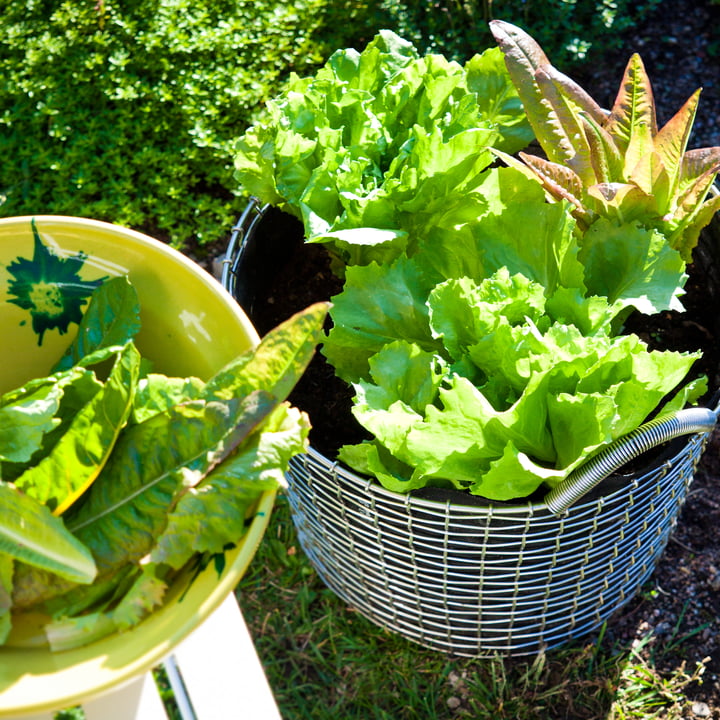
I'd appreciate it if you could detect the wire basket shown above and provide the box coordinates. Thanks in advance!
[222,199,719,657]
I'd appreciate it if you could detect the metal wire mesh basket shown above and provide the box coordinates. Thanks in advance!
[222,199,719,657]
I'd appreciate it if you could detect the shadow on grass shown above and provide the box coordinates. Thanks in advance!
[235,495,710,720]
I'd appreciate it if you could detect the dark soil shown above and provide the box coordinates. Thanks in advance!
[223,0,720,712]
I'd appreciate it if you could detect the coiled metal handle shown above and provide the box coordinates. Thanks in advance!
[544,407,718,515]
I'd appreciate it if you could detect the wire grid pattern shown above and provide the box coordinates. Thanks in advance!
[286,433,709,657]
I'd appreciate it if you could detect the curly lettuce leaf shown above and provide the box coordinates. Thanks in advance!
[466,46,535,153]
[579,218,687,314]
[234,30,532,264]
[414,167,586,295]
[338,269,701,501]
[323,257,438,382]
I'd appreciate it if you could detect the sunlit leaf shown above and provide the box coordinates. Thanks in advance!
[605,53,657,152]
[0,482,95,584]
[54,276,141,372]
[654,89,701,191]
[15,343,141,515]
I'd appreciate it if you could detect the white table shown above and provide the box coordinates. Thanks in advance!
[14,594,281,720]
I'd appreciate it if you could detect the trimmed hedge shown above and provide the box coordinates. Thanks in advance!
[0,0,662,253]
[0,0,370,251]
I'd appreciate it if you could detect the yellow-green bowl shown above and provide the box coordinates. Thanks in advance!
[0,216,273,717]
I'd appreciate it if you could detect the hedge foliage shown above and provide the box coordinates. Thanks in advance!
[0,0,663,253]
[369,0,664,65]
[0,0,371,251]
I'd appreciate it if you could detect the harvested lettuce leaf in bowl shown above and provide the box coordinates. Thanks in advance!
[0,216,326,717]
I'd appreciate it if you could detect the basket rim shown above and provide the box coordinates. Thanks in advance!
[296,431,708,517]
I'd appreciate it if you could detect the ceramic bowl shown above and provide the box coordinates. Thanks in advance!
[0,215,272,717]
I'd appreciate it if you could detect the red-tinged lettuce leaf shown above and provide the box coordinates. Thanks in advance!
[654,89,701,192]
[670,191,720,261]
[581,113,625,184]
[627,150,672,211]
[0,482,96,584]
[15,343,141,516]
[489,20,604,167]
[679,147,720,188]
[676,166,720,220]
[488,19,554,145]
[585,182,657,225]
[516,152,586,212]
[204,302,327,405]
[604,53,658,153]
[54,276,141,373]
[149,403,310,569]
[533,65,596,183]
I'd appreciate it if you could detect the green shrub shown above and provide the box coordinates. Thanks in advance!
[0,0,368,252]
[0,0,663,253]
[366,0,663,66]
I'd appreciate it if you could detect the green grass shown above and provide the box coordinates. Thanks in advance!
[235,494,709,720]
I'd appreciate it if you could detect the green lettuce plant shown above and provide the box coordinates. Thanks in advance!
[489,19,720,260]
[234,29,534,266]
[233,29,715,503]
[324,218,703,501]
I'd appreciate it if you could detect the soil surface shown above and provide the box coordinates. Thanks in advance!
[221,0,720,712]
